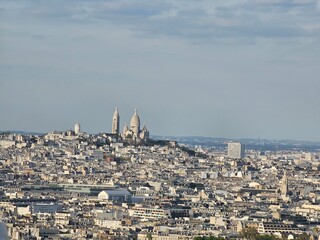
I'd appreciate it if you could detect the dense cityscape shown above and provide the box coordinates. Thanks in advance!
[2,0,320,239]
[0,109,320,239]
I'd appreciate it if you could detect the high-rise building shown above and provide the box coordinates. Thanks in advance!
[227,142,245,159]
[112,107,120,134]
[280,171,288,197]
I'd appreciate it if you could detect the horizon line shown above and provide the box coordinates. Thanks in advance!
[1,129,320,144]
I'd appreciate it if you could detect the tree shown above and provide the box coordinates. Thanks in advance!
[240,227,259,240]
[146,233,153,240]
[194,237,205,240]
[257,235,279,240]
[207,237,224,240]
[194,237,224,240]
[295,233,309,240]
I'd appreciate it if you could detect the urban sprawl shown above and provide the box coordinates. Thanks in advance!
[0,109,319,240]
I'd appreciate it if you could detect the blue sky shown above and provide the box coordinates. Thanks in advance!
[1,0,320,140]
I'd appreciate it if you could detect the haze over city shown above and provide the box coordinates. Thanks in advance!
[1,0,320,141]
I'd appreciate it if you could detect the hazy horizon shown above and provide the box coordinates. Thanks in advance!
[1,0,320,141]
[2,129,320,143]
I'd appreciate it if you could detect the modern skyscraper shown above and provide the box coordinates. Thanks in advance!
[227,142,245,159]
[280,171,288,197]
[112,107,120,134]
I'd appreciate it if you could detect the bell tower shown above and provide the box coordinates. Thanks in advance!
[112,107,120,134]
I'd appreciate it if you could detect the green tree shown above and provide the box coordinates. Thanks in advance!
[295,233,309,240]
[240,227,259,240]
[194,237,224,240]
[208,237,224,240]
[194,237,205,240]
[146,233,153,240]
[257,235,279,240]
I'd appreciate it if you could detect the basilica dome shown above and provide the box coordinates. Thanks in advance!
[130,109,140,128]
[74,122,81,134]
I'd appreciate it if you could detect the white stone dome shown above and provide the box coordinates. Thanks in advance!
[74,122,81,134]
[130,109,140,128]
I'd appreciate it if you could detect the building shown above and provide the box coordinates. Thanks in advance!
[280,171,288,197]
[128,207,169,220]
[130,109,140,137]
[121,109,149,141]
[138,232,192,240]
[32,203,59,214]
[74,123,81,135]
[257,222,301,235]
[112,107,120,134]
[98,189,132,203]
[94,219,122,228]
[228,142,245,159]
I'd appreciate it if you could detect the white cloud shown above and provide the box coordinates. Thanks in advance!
[1,0,319,43]
[1,0,320,140]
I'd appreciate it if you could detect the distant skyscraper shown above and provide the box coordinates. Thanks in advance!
[112,107,120,134]
[228,142,245,159]
[74,123,81,135]
[280,171,288,197]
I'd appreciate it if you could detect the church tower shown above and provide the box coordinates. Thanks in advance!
[112,107,120,135]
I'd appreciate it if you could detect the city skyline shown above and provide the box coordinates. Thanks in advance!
[0,106,319,143]
[1,0,320,141]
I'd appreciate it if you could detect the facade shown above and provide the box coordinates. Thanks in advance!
[0,140,15,148]
[138,232,192,240]
[54,212,70,225]
[32,203,58,214]
[94,219,122,228]
[98,189,132,203]
[258,222,301,234]
[128,207,169,220]
[228,142,245,159]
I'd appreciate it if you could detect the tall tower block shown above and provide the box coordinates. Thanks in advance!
[112,107,120,134]
[228,142,245,159]
[280,171,288,197]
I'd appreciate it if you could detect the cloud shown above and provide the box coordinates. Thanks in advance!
[1,0,320,140]
[1,0,319,43]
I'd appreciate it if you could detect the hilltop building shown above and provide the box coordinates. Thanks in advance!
[112,108,120,135]
[74,122,81,135]
[111,108,149,142]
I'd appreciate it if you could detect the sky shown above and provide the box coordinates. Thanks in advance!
[1,0,320,141]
